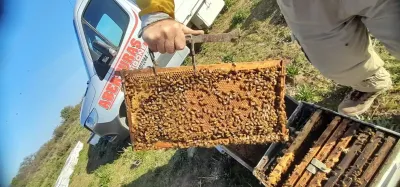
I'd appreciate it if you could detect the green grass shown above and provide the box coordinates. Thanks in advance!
[95,165,112,187]
[13,1,400,187]
[195,0,399,128]
[11,105,89,187]
[295,84,316,102]
[286,63,300,78]
[231,10,249,27]
[225,0,236,9]
[70,144,260,187]
[222,53,234,63]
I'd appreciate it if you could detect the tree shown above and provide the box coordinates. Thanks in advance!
[12,103,84,187]
[60,104,81,123]
[53,124,67,140]
[11,154,36,186]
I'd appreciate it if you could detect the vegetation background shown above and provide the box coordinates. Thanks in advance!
[11,0,399,186]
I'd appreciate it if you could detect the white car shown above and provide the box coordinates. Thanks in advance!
[73,0,225,143]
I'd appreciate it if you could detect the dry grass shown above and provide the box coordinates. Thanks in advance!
[70,142,261,187]
[194,0,399,129]
[69,0,399,186]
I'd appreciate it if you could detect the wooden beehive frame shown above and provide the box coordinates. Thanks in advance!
[253,104,400,187]
[121,60,288,150]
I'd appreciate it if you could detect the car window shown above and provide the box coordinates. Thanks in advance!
[97,14,123,47]
[82,24,106,61]
[81,0,129,79]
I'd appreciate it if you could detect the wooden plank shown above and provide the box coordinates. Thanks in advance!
[295,119,351,186]
[284,116,342,186]
[324,133,369,187]
[369,140,400,187]
[358,136,396,187]
[122,60,283,76]
[265,110,323,186]
[308,123,360,186]
[341,131,384,186]
[253,144,281,187]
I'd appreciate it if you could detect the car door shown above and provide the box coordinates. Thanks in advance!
[77,0,189,123]
[77,0,148,124]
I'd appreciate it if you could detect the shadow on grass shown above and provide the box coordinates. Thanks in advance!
[243,0,286,27]
[226,0,286,32]
[316,86,351,111]
[123,148,262,187]
[366,114,400,132]
[86,138,130,174]
[315,86,400,132]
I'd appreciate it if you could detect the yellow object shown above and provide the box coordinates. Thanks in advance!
[136,0,175,18]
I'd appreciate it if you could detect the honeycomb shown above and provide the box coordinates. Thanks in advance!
[121,60,287,150]
[253,109,399,187]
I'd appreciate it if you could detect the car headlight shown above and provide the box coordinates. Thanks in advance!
[85,108,98,131]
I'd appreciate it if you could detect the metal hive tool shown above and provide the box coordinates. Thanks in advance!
[121,60,288,150]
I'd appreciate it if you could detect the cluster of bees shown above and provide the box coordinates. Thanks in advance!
[123,65,287,150]
[260,113,395,186]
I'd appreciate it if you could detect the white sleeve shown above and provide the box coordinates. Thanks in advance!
[139,12,171,37]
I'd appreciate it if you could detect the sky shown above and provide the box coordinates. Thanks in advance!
[0,0,89,185]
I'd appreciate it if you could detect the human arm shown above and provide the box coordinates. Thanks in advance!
[137,0,204,54]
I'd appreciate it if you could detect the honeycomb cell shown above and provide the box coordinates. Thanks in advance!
[121,61,287,150]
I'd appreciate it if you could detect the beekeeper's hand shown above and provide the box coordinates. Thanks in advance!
[142,19,204,54]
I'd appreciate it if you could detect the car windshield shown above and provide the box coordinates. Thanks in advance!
[81,0,129,79]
